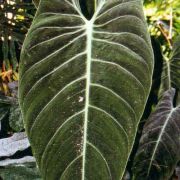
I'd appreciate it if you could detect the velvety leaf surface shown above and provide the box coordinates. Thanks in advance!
[19,0,154,179]
[133,89,180,180]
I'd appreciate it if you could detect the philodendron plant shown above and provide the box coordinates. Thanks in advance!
[18,0,179,179]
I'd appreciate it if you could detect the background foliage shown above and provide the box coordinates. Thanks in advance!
[0,0,179,179]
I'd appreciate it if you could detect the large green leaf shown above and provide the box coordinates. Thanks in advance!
[19,0,154,179]
[133,89,180,180]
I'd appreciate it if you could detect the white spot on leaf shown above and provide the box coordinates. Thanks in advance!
[78,96,84,102]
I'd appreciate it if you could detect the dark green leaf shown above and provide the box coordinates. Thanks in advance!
[9,102,24,132]
[33,0,40,8]
[19,0,154,179]
[133,88,180,180]
[2,36,10,70]
[0,95,11,129]
[176,166,180,179]
[0,91,23,132]
[10,40,18,71]
[0,162,41,180]
[160,36,180,94]
[170,36,180,89]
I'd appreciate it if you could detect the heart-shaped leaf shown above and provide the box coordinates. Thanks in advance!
[19,0,154,179]
[133,89,180,179]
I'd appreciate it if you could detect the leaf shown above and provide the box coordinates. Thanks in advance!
[123,171,130,180]
[133,89,180,180]
[0,105,9,123]
[19,0,154,179]
[0,132,37,179]
[9,102,24,132]
[0,95,12,106]
[0,91,24,132]
[0,156,35,166]
[32,0,40,8]
[175,166,180,179]
[10,40,18,71]
[0,109,9,132]
[2,36,10,70]
[0,162,41,180]
[170,36,180,89]
[0,95,11,131]
[160,36,180,93]
[0,132,30,157]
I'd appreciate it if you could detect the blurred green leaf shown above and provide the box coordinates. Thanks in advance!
[0,162,41,180]
[0,90,23,132]
[9,102,23,132]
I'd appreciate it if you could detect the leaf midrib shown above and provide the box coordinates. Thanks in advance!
[147,107,177,176]
[82,19,92,180]
[81,1,105,179]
